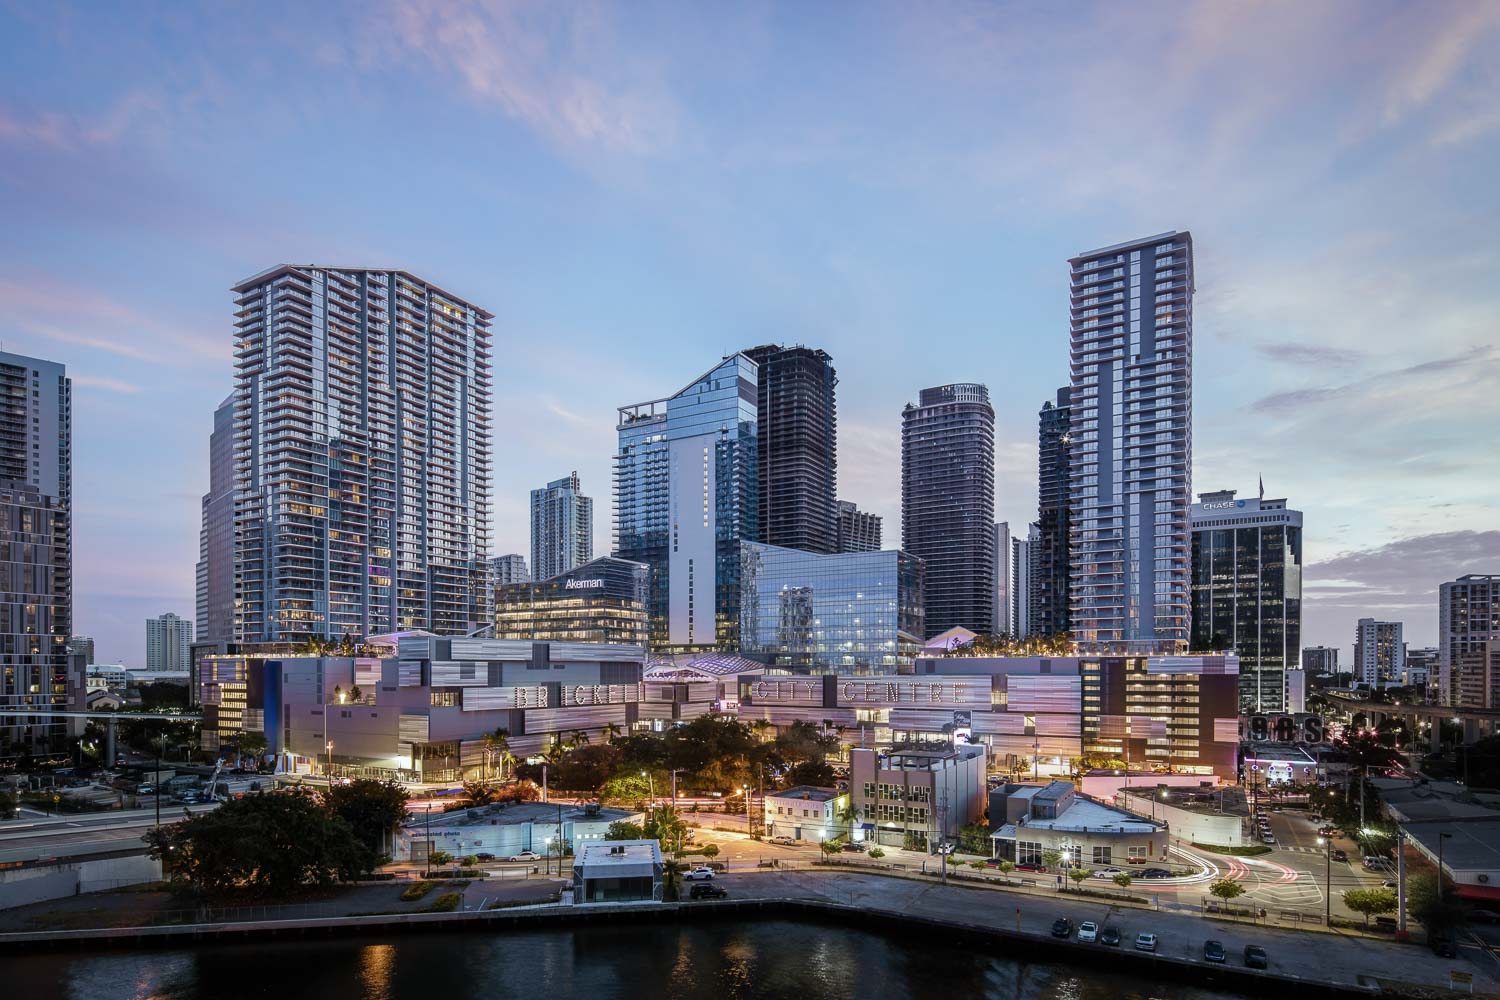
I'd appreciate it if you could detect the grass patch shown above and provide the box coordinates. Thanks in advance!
[1191,842,1272,857]
[422,892,462,913]
[400,881,437,901]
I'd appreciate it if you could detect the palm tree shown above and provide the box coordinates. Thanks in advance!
[482,728,511,780]
[570,729,590,749]
[602,722,622,745]
[661,859,685,901]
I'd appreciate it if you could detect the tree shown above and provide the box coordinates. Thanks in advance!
[463,780,498,808]
[143,790,367,896]
[661,859,685,901]
[1209,878,1246,902]
[1113,872,1133,888]
[0,791,15,820]
[600,772,653,808]
[700,843,720,860]
[606,820,645,841]
[236,731,269,770]
[555,743,622,795]
[429,850,453,868]
[481,728,511,780]
[322,778,408,862]
[957,821,992,855]
[1041,849,1064,872]
[1068,868,1089,890]
[997,859,1015,875]
[644,804,688,852]
[867,846,885,859]
[602,722,622,745]
[348,685,363,703]
[820,839,841,859]
[1407,872,1467,932]
[1343,888,1398,927]
[785,758,836,787]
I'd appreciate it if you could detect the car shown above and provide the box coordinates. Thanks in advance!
[1139,868,1173,879]
[1051,917,1073,938]
[685,866,716,881]
[1078,921,1098,942]
[1243,945,1269,969]
[1135,933,1158,952]
[1016,863,1047,873]
[1381,879,1398,889]
[1091,867,1126,879]
[508,851,541,862]
[137,784,156,796]
[1203,940,1226,963]
[689,883,727,900]
[1098,926,1121,947]
[769,836,798,847]
[1331,849,1348,862]
[1261,835,1276,845]
[841,842,864,853]
[1468,908,1500,924]
[1430,930,1457,958]
[474,853,496,862]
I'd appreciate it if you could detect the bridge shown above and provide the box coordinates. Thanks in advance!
[1324,695,1499,749]
[0,708,202,764]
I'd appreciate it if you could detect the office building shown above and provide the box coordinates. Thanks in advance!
[1439,575,1500,707]
[1303,645,1340,676]
[1011,525,1036,638]
[849,745,987,852]
[992,521,1013,636]
[743,345,838,554]
[1284,667,1307,713]
[1405,646,1438,695]
[195,393,236,643]
[1355,618,1405,689]
[836,500,882,553]
[901,384,995,637]
[764,786,852,844]
[494,556,649,646]
[616,354,758,650]
[489,554,530,588]
[530,472,593,581]
[232,265,492,642]
[67,636,94,666]
[0,352,76,751]
[1068,232,1194,650]
[1034,388,1072,638]
[738,543,924,673]
[1189,489,1304,713]
[146,613,194,673]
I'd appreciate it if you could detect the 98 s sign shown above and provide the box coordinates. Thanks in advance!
[1245,714,1324,744]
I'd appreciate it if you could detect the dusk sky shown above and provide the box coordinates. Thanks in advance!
[2,1,1497,666]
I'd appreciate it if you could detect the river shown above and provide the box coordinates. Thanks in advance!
[7,918,1251,999]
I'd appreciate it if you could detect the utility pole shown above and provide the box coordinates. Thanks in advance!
[542,763,548,804]
[939,784,949,885]
[1396,828,1407,932]
[424,805,433,878]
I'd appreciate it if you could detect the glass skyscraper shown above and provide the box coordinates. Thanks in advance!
[232,266,492,641]
[1033,387,1072,638]
[615,354,758,650]
[1068,232,1194,650]
[739,542,924,673]
[1189,490,1303,713]
[901,383,995,638]
[742,345,838,554]
[530,471,593,581]
[196,393,236,642]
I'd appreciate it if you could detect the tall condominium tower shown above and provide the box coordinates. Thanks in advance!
[1012,524,1037,638]
[146,612,194,673]
[232,266,492,641]
[489,554,530,588]
[1354,618,1405,689]
[901,384,995,637]
[1068,231,1194,650]
[195,393,236,642]
[1438,574,1500,707]
[1034,387,1072,638]
[835,500,882,553]
[992,521,1013,636]
[742,345,837,553]
[530,472,593,581]
[1190,489,1303,713]
[0,351,75,750]
[616,354,758,649]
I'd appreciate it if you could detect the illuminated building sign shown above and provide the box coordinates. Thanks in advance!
[564,579,605,590]
[559,683,638,707]
[749,677,990,708]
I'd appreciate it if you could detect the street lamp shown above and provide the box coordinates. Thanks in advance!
[1317,835,1331,927]
[325,740,334,780]
[641,770,655,807]
[742,783,751,834]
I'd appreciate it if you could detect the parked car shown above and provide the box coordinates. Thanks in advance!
[769,836,798,847]
[1243,945,1269,969]
[1203,940,1226,963]
[685,866,717,881]
[1261,835,1276,845]
[1139,868,1173,879]
[1016,863,1048,873]
[1098,926,1121,947]
[1091,867,1126,879]
[1381,879,1398,889]
[474,853,496,862]
[1468,908,1500,924]
[1078,921,1098,942]
[689,883,727,900]
[1135,933,1158,952]
[508,851,541,862]
[1331,849,1348,862]
[1430,930,1458,958]
[1051,917,1073,938]
[842,842,864,853]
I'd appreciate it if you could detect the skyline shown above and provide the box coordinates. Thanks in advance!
[2,2,1498,663]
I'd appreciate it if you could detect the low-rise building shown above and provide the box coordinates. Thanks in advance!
[1117,784,1249,848]
[849,744,986,852]
[493,556,649,646]
[989,780,1166,866]
[396,801,642,864]
[764,785,850,843]
[1402,818,1500,905]
[573,839,663,904]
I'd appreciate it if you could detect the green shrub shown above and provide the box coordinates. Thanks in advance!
[423,892,462,912]
[867,847,885,859]
[400,880,436,901]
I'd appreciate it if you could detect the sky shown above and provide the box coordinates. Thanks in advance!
[1,0,1497,667]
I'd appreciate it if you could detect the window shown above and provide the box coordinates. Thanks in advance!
[1128,846,1148,860]
[1092,846,1111,865]
[1017,841,1042,865]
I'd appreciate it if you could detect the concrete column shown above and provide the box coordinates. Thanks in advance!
[105,718,116,768]
[1463,718,1481,745]
[1430,718,1443,754]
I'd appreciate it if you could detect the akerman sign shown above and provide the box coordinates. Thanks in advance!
[564,579,605,590]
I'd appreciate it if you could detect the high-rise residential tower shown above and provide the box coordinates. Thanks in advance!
[489,554,530,589]
[1438,574,1500,707]
[901,384,995,638]
[195,393,236,642]
[1034,387,1072,638]
[616,354,758,649]
[1068,231,1194,650]
[1189,489,1303,713]
[0,351,75,750]
[992,521,1013,636]
[232,266,492,642]
[1354,618,1405,689]
[530,472,593,581]
[146,612,194,673]
[1012,525,1037,639]
[835,500,882,553]
[742,345,837,554]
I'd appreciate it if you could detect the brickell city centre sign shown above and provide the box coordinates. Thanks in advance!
[750,677,990,708]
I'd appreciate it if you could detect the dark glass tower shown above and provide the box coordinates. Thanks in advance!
[742,345,837,553]
[1190,490,1303,713]
[901,383,995,637]
[1033,387,1072,638]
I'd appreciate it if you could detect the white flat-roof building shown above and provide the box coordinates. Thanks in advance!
[572,839,663,904]
[989,781,1166,868]
[764,785,850,843]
